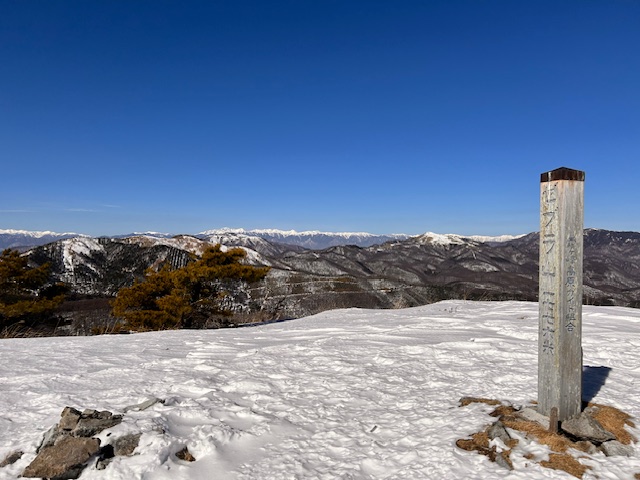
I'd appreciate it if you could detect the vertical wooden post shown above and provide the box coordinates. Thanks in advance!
[538,167,585,421]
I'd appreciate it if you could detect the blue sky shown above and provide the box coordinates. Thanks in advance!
[1,0,639,236]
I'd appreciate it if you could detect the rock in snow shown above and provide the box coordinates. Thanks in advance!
[601,440,636,457]
[23,435,100,479]
[515,406,551,429]
[22,407,125,479]
[561,411,616,443]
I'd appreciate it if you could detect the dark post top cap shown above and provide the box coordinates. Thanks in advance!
[541,167,585,183]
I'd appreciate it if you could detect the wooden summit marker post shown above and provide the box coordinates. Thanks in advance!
[538,167,585,422]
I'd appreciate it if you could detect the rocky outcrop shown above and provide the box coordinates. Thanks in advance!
[0,450,23,467]
[22,407,129,480]
[23,436,101,479]
[15,399,173,478]
[96,433,143,470]
[600,440,636,457]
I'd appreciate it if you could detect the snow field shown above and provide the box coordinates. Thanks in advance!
[1,301,639,479]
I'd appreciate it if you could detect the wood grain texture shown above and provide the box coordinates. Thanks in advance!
[538,170,584,421]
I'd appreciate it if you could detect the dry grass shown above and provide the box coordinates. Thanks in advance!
[501,418,576,453]
[459,397,502,407]
[505,438,519,449]
[472,430,490,447]
[0,324,47,339]
[540,453,589,479]
[455,430,513,470]
[490,404,517,418]
[456,398,640,479]
[587,402,637,445]
[456,431,490,452]
[573,441,596,453]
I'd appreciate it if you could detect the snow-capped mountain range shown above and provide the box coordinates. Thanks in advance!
[0,229,82,250]
[0,228,522,252]
[15,226,640,314]
[5,226,640,338]
[199,228,413,250]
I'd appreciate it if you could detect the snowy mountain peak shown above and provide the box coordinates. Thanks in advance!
[414,232,527,246]
[118,234,268,265]
[0,227,542,253]
[467,234,527,243]
[200,228,413,250]
[130,231,174,237]
[201,228,382,238]
[201,228,525,250]
[0,228,80,238]
[415,232,471,246]
[0,229,84,251]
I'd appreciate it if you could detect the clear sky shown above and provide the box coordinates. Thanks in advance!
[1,0,639,236]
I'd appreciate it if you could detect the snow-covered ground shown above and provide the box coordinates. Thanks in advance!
[1,301,639,479]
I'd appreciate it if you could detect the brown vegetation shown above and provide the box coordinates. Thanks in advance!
[455,430,514,470]
[540,453,589,478]
[587,403,636,445]
[459,397,502,407]
[0,248,65,335]
[457,398,638,479]
[111,245,269,331]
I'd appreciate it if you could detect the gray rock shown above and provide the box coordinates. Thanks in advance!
[29,406,125,479]
[37,424,61,453]
[74,410,123,437]
[123,397,164,413]
[37,407,121,456]
[583,405,600,416]
[95,432,142,470]
[59,407,82,431]
[96,458,111,470]
[600,440,635,457]
[0,450,23,467]
[516,407,550,429]
[113,433,142,456]
[487,421,511,444]
[561,412,616,443]
[22,435,100,479]
[494,451,513,471]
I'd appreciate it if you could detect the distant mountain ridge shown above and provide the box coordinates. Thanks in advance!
[16,227,640,323]
[0,229,82,251]
[7,225,640,338]
[198,228,414,250]
[1,227,525,251]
